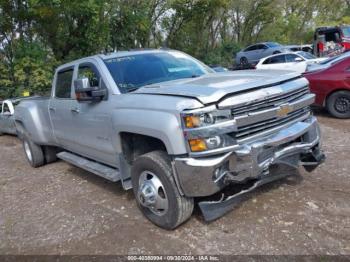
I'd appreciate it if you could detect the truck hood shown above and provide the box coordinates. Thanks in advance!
[133,70,301,104]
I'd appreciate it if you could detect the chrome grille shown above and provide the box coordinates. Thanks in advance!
[231,85,310,117]
[232,107,310,140]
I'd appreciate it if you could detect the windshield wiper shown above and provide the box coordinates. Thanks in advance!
[126,87,139,93]
[181,74,201,79]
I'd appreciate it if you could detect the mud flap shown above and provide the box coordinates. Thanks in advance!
[198,172,293,222]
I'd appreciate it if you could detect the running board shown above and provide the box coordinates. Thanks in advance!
[57,151,121,182]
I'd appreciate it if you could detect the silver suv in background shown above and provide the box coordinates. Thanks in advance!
[235,42,288,66]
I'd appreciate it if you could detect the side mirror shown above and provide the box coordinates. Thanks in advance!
[295,57,303,62]
[74,77,107,102]
[74,77,91,91]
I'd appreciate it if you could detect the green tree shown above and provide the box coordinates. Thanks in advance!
[1,0,350,98]
[30,0,109,60]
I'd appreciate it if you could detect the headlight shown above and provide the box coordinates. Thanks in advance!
[181,106,235,152]
[181,106,232,129]
[183,113,215,128]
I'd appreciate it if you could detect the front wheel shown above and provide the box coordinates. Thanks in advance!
[240,57,248,66]
[131,151,194,230]
[326,91,350,119]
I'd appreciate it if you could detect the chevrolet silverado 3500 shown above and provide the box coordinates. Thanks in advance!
[14,49,325,229]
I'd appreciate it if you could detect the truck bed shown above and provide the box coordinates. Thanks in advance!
[14,97,56,145]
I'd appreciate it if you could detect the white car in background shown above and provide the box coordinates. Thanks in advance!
[256,52,327,73]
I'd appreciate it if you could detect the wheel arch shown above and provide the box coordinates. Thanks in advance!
[323,88,350,107]
[119,132,168,165]
[116,131,182,192]
[14,119,25,139]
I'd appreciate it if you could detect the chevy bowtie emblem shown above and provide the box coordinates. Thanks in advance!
[277,104,293,117]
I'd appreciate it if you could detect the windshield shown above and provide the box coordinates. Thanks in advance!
[341,26,350,38]
[297,51,316,60]
[104,51,213,93]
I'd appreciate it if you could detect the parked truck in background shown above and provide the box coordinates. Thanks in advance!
[0,99,23,136]
[14,49,325,229]
[313,25,350,57]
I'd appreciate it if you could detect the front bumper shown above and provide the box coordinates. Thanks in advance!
[173,116,324,198]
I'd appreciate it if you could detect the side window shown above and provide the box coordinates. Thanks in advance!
[257,44,267,50]
[78,64,100,87]
[245,45,256,52]
[55,69,74,98]
[269,55,286,64]
[3,103,11,113]
[263,58,271,64]
[286,54,300,62]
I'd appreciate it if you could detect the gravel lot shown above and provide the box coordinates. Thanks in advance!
[0,108,349,255]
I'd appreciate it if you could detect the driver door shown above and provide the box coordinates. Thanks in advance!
[255,44,269,61]
[285,54,307,73]
[69,61,116,167]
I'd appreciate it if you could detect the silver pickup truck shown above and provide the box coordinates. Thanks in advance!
[14,49,325,229]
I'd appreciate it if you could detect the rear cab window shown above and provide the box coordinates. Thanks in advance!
[55,68,74,99]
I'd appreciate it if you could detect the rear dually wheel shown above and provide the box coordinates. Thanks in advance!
[23,135,45,168]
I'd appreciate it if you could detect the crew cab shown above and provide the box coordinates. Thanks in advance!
[15,49,325,229]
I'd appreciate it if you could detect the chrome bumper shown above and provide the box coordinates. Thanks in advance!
[173,116,324,197]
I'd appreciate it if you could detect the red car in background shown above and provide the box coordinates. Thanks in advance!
[304,55,350,118]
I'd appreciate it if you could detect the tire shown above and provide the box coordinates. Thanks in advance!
[43,146,58,164]
[131,150,194,230]
[240,57,248,66]
[23,135,45,168]
[326,91,350,119]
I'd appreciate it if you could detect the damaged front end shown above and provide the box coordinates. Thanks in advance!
[173,79,325,221]
[174,116,324,221]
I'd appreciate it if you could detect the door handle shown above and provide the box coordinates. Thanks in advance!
[49,107,56,112]
[71,107,80,113]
